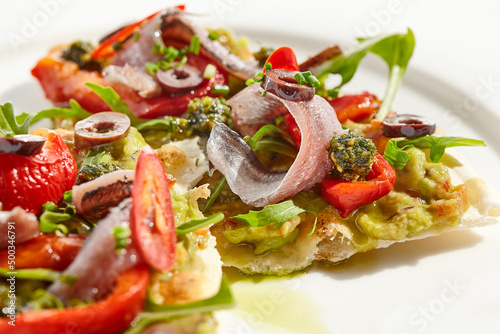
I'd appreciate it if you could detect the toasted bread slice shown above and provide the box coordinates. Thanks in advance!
[212,149,500,275]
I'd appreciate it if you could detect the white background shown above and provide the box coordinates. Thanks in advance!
[0,1,499,333]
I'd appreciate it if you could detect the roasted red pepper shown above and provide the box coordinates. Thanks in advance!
[264,46,300,72]
[329,92,379,124]
[284,112,302,149]
[319,153,396,218]
[0,128,77,215]
[0,234,84,271]
[0,264,149,334]
[91,5,186,59]
[131,146,177,272]
[31,52,227,119]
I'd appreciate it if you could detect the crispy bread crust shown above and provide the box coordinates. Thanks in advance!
[213,149,500,275]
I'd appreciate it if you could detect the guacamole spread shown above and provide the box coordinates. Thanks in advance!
[355,147,469,240]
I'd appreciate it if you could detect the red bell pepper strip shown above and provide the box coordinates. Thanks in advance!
[319,153,396,218]
[284,112,302,149]
[90,5,186,59]
[0,234,84,271]
[131,146,177,272]
[264,46,300,72]
[31,51,227,119]
[329,92,380,124]
[0,128,77,215]
[0,264,149,334]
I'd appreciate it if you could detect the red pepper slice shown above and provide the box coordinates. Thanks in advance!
[0,234,84,271]
[0,129,77,215]
[284,92,380,149]
[131,146,176,272]
[284,113,302,149]
[319,153,396,218]
[91,5,186,59]
[31,52,227,119]
[329,92,379,124]
[264,46,300,72]
[0,264,149,334]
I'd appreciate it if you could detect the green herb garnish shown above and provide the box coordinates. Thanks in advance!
[203,177,227,213]
[231,192,327,234]
[176,212,225,235]
[211,84,230,95]
[0,102,36,137]
[244,124,297,158]
[113,226,132,251]
[315,29,415,105]
[232,200,305,230]
[0,267,60,282]
[85,82,144,126]
[383,136,486,169]
[16,99,92,127]
[203,64,217,79]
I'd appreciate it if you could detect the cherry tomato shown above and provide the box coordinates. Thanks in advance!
[0,234,84,271]
[131,146,176,272]
[0,128,77,215]
[264,46,300,72]
[0,264,149,334]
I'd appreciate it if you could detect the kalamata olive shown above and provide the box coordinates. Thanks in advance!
[261,69,315,102]
[382,114,436,138]
[74,112,131,149]
[156,64,204,94]
[0,135,46,156]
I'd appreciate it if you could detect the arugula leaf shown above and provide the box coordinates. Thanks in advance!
[314,29,414,108]
[232,200,305,230]
[383,139,413,170]
[314,34,392,97]
[369,29,415,121]
[135,117,177,131]
[85,82,145,126]
[125,276,234,334]
[383,136,486,169]
[16,99,93,126]
[292,192,328,236]
[244,124,297,158]
[0,267,60,282]
[0,102,36,137]
[176,212,225,235]
[203,177,227,213]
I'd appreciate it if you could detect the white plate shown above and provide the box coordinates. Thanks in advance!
[1,1,500,333]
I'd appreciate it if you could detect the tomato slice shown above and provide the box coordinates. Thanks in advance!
[0,264,149,334]
[131,146,176,272]
[0,128,77,215]
[264,46,300,72]
[0,234,84,271]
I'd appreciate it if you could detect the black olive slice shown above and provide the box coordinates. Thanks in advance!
[261,69,315,102]
[156,64,204,94]
[383,114,436,138]
[0,135,46,156]
[74,112,131,149]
